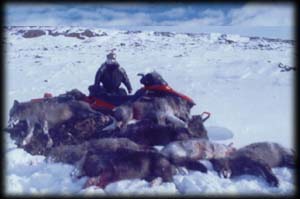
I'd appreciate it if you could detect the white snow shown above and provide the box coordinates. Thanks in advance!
[5,136,87,196]
[4,26,295,196]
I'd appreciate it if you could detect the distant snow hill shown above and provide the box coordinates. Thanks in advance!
[4,26,294,47]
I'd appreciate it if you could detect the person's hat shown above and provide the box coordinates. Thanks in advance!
[106,52,117,64]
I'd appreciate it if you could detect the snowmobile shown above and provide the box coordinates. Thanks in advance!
[84,72,199,113]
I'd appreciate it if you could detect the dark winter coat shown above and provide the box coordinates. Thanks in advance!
[94,62,132,94]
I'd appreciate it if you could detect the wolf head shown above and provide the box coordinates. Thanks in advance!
[8,100,25,127]
[151,155,174,182]
[210,158,232,178]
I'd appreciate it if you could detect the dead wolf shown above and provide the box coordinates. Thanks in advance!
[209,142,295,187]
[111,71,195,130]
[48,138,207,188]
[98,116,208,146]
[82,140,207,188]
[160,139,236,165]
[8,99,98,148]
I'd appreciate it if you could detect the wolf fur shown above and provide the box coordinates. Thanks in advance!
[160,139,236,165]
[48,138,207,188]
[8,99,98,148]
[112,72,194,129]
[99,113,208,146]
[209,142,295,187]
[82,140,207,188]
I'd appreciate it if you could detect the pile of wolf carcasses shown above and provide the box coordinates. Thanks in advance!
[6,72,210,155]
[6,72,216,187]
[5,71,226,188]
[6,71,295,188]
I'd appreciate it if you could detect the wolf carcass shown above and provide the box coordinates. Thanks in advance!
[109,72,207,138]
[48,138,207,188]
[7,90,112,152]
[160,139,236,165]
[99,115,208,146]
[209,142,295,187]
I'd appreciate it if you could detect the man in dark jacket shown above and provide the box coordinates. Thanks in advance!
[90,52,132,96]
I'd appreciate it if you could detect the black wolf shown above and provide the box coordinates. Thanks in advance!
[99,115,208,146]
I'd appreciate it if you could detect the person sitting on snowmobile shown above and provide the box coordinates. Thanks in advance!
[89,51,132,96]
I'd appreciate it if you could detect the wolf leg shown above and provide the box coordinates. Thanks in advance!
[42,120,53,148]
[171,158,207,173]
[181,160,208,173]
[113,105,133,129]
[71,153,88,179]
[102,117,118,131]
[22,121,34,146]
[243,159,279,187]
[256,165,279,187]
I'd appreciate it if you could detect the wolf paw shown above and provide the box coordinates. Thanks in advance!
[219,169,232,178]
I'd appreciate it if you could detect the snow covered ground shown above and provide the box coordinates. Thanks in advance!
[4,26,295,196]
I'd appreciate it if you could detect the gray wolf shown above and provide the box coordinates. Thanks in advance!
[48,138,207,188]
[209,142,295,187]
[111,72,195,130]
[160,139,236,165]
[8,99,98,148]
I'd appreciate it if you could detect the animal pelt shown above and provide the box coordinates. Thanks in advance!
[98,119,191,146]
[47,138,154,164]
[7,88,102,147]
[48,138,207,188]
[209,142,295,187]
[48,138,174,187]
[5,112,112,156]
[113,72,195,129]
[160,139,236,164]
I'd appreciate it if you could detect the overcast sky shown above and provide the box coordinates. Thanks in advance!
[5,2,294,27]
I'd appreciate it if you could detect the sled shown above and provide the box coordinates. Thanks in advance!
[206,126,234,140]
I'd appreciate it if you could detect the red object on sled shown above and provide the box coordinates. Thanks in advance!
[83,96,116,110]
[30,92,115,110]
[143,85,196,105]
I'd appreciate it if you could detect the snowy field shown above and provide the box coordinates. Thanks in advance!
[4,26,295,196]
